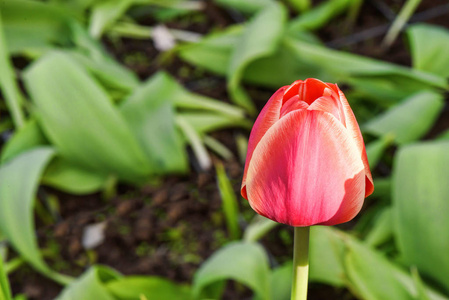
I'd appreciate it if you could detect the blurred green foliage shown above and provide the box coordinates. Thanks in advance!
[0,0,449,299]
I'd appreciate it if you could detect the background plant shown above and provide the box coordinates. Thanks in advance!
[0,0,448,299]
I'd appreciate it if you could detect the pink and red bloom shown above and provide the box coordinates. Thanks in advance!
[241,79,374,226]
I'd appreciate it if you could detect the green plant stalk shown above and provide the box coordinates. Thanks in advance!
[288,0,312,12]
[382,0,422,48]
[291,226,310,300]
[345,0,363,29]
[215,162,240,240]
[176,116,211,170]
[0,12,25,129]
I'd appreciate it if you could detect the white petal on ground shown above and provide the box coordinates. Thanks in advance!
[82,222,107,249]
[153,25,176,51]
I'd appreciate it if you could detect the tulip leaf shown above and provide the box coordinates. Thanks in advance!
[363,91,444,144]
[345,239,419,300]
[193,242,270,300]
[436,129,449,141]
[364,207,393,248]
[243,215,278,242]
[0,11,26,130]
[178,26,319,90]
[228,2,287,113]
[120,73,188,174]
[269,262,292,300]
[69,22,139,92]
[309,226,346,287]
[0,147,71,284]
[365,135,394,168]
[89,0,133,38]
[393,141,449,294]
[411,267,432,300]
[309,228,447,300]
[56,266,120,300]
[0,118,107,195]
[178,25,241,77]
[288,0,352,33]
[214,0,274,14]
[106,276,192,300]
[24,51,152,182]
[179,112,252,134]
[216,162,241,240]
[179,26,447,103]
[0,256,12,300]
[0,0,71,55]
[0,119,47,164]
[284,37,448,90]
[253,262,292,300]
[42,158,108,195]
[407,24,449,78]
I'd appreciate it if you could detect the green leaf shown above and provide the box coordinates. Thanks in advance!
[283,37,448,91]
[193,242,270,300]
[243,215,278,242]
[269,262,292,300]
[364,207,393,247]
[345,237,448,300]
[0,119,47,164]
[227,2,287,113]
[215,162,240,240]
[42,158,108,195]
[178,26,318,90]
[0,118,107,195]
[180,28,448,104]
[0,147,71,284]
[288,0,352,33]
[242,39,321,88]
[411,267,431,300]
[309,226,346,287]
[178,25,242,77]
[106,276,192,300]
[0,11,25,128]
[436,129,449,141]
[120,73,188,174]
[370,178,391,200]
[345,239,415,300]
[393,141,449,293]
[179,112,252,134]
[407,24,449,78]
[24,51,152,182]
[0,256,12,300]
[214,0,274,14]
[69,22,139,92]
[0,0,72,55]
[57,266,120,300]
[363,91,444,144]
[89,0,134,38]
[176,116,211,170]
[365,135,394,168]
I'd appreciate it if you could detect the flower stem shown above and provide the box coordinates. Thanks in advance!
[291,226,310,300]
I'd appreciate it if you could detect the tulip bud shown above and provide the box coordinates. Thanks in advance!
[241,79,374,226]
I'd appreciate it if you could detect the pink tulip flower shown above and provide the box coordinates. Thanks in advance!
[241,79,374,226]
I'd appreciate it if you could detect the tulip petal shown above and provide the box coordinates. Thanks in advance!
[336,88,374,197]
[241,87,286,199]
[245,110,366,226]
[280,96,309,117]
[308,94,346,125]
[284,78,336,105]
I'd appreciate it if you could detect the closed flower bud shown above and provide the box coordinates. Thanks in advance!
[241,79,374,226]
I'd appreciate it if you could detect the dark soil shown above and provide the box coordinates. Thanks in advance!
[7,1,449,299]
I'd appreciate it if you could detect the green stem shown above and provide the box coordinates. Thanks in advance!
[382,0,422,48]
[0,12,25,129]
[291,226,310,300]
